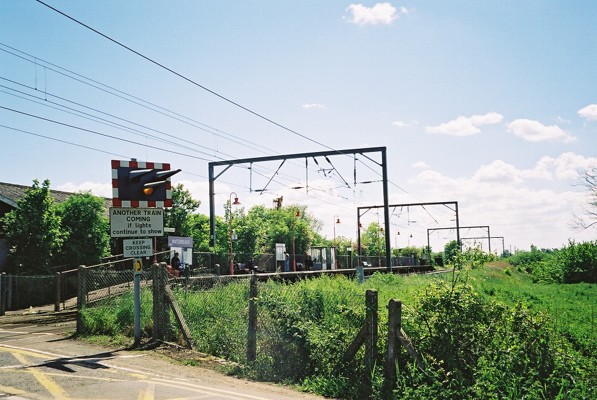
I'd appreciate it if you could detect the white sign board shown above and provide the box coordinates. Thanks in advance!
[110,208,164,237]
[168,236,193,248]
[124,239,153,257]
[275,243,287,262]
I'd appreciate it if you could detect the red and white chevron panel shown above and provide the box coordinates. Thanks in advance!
[111,160,173,208]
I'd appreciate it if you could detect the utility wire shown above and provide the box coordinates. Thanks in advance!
[0,44,270,157]
[0,103,338,201]
[0,43,388,206]
[0,45,329,187]
[0,105,212,162]
[0,75,314,189]
[14,6,426,210]
[0,124,128,158]
[36,0,333,151]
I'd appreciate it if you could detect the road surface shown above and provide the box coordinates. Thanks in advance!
[0,311,326,400]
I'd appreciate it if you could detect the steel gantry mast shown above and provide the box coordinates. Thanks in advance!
[208,147,392,269]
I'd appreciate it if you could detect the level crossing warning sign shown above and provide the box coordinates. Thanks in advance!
[110,208,164,237]
[123,238,153,257]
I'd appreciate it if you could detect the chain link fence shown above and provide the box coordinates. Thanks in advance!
[161,273,368,378]
[0,274,56,310]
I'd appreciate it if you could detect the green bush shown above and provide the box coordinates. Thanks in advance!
[507,245,556,272]
[80,267,596,399]
[527,260,564,283]
[558,240,597,283]
[395,276,595,399]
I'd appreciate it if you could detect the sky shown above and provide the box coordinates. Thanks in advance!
[1,1,596,253]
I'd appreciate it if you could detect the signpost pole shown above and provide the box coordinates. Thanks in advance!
[133,258,142,346]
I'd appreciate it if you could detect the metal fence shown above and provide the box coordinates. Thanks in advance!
[0,274,56,310]
[71,263,443,398]
[0,248,437,314]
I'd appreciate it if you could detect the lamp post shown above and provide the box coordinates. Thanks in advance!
[292,209,300,272]
[333,215,340,244]
[228,192,241,275]
[333,216,340,268]
[378,227,384,267]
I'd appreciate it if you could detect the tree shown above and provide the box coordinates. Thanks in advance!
[444,239,461,264]
[55,192,110,267]
[360,222,385,257]
[235,205,267,257]
[1,179,63,274]
[158,184,201,260]
[575,167,597,230]
[189,213,213,252]
[163,184,201,237]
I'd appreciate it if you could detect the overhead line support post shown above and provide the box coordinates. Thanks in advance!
[208,146,388,254]
[381,148,391,272]
[359,201,459,270]
[427,224,490,253]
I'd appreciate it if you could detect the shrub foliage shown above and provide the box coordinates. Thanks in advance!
[80,252,596,399]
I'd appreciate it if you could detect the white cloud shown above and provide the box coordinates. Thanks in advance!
[425,112,503,136]
[345,3,404,25]
[412,161,430,169]
[392,120,418,128]
[578,104,597,121]
[56,181,112,198]
[472,153,597,184]
[302,103,326,110]
[550,152,597,180]
[507,119,576,143]
[473,160,524,184]
[407,166,593,250]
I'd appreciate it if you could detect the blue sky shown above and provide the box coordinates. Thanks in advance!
[1,1,596,251]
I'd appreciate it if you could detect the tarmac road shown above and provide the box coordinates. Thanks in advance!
[0,311,326,400]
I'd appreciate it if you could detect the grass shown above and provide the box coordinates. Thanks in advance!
[79,262,597,399]
[472,261,597,355]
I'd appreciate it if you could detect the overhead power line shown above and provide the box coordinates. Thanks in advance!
[36,0,333,151]
[29,2,430,213]
[0,105,213,162]
[0,44,338,189]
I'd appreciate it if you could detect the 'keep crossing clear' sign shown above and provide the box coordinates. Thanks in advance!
[123,238,153,257]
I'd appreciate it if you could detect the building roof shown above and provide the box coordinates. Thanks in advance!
[0,182,112,210]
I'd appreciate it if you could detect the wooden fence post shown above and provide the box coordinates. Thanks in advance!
[54,272,61,312]
[76,265,87,334]
[6,274,12,310]
[365,289,378,393]
[247,274,258,362]
[384,299,401,399]
[152,263,170,342]
[0,272,5,316]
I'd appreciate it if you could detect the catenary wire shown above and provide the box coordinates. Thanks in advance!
[11,5,431,216]
[32,1,420,202]
[0,45,332,188]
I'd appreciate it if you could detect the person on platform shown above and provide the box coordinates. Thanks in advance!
[170,252,181,271]
[284,252,290,272]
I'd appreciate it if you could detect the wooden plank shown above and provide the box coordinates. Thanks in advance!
[398,328,424,370]
[164,285,193,349]
[342,324,367,363]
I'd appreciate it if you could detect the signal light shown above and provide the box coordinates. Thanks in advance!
[112,160,181,208]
